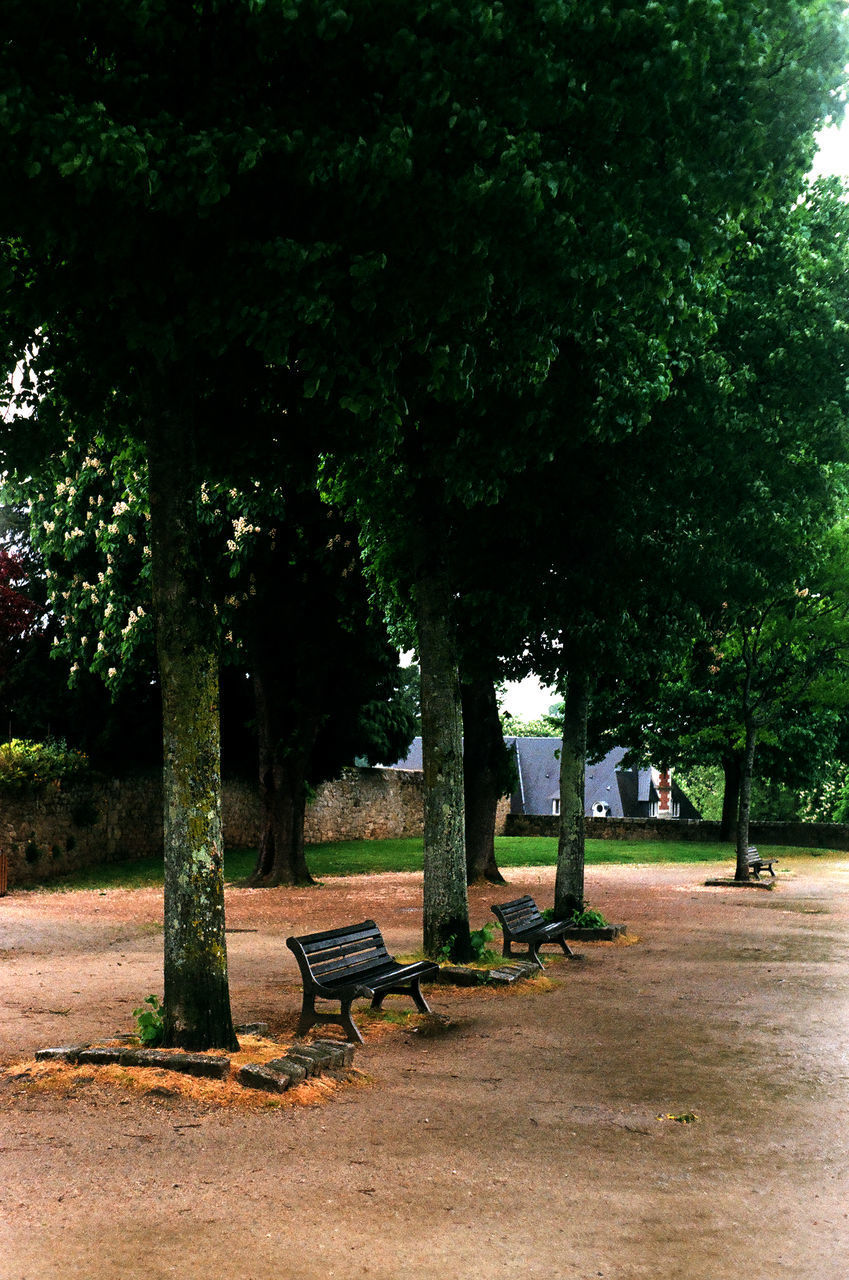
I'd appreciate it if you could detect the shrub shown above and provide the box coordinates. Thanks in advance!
[568,904,609,929]
[438,922,501,966]
[133,995,165,1046]
[469,922,500,965]
[0,738,92,797]
[543,903,610,928]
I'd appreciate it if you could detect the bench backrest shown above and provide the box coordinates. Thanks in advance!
[491,895,545,936]
[287,920,392,988]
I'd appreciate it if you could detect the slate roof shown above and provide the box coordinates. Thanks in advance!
[504,736,561,816]
[388,737,700,819]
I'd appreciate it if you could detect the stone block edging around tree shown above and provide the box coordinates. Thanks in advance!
[34,1035,358,1094]
[703,878,775,890]
[558,924,627,941]
[431,961,543,986]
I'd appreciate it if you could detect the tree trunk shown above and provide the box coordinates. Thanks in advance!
[252,670,276,882]
[735,722,759,880]
[554,672,589,920]
[147,420,238,1052]
[417,569,472,962]
[462,675,506,885]
[720,753,741,841]
[249,670,316,886]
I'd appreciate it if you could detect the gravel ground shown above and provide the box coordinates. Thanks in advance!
[1,856,848,1280]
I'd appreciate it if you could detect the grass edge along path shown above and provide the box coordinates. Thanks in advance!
[28,836,831,894]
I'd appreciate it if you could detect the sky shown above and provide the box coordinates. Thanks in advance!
[499,673,559,722]
[811,113,849,178]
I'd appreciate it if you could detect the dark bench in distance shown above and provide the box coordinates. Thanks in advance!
[286,920,439,1044]
[747,846,777,879]
[490,895,576,970]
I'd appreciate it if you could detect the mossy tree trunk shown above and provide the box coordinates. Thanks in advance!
[417,569,472,962]
[462,674,507,885]
[147,419,238,1052]
[554,671,589,920]
[720,753,742,841]
[735,721,759,880]
[249,669,317,887]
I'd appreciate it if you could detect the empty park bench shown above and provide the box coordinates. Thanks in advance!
[490,895,576,970]
[747,846,777,879]
[286,920,439,1044]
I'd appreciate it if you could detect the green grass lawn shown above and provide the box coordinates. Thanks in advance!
[35,835,829,893]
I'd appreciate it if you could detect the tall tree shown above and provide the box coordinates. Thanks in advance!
[554,673,590,918]
[460,672,511,885]
[2,0,845,988]
[240,495,417,887]
[590,179,849,867]
[6,437,415,886]
[702,547,849,877]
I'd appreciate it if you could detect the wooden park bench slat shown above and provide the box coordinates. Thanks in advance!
[308,956,412,987]
[747,846,777,879]
[490,895,576,969]
[300,924,386,954]
[306,942,392,972]
[287,919,439,1044]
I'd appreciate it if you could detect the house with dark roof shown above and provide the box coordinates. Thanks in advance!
[389,737,699,820]
[509,739,699,819]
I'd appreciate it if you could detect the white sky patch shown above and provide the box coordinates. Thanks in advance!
[500,674,558,722]
[402,650,557,721]
[811,123,849,178]
[811,87,849,178]
[3,361,30,423]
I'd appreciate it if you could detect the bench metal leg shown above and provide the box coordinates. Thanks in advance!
[339,999,364,1044]
[296,993,319,1038]
[410,978,432,1014]
[370,980,432,1016]
[296,993,364,1044]
[504,936,549,969]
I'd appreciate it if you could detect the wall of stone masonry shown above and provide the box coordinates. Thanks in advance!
[303,767,510,844]
[0,767,511,889]
[0,776,161,890]
[504,813,849,848]
[304,767,425,843]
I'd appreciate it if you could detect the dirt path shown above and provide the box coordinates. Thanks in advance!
[1,857,848,1280]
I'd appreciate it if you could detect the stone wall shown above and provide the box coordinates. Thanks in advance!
[0,776,161,889]
[304,768,510,844]
[304,768,426,843]
[1,767,511,889]
[504,813,849,849]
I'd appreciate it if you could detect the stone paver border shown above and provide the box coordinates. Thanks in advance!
[34,1035,358,1094]
[431,961,541,986]
[704,878,775,890]
[558,923,627,940]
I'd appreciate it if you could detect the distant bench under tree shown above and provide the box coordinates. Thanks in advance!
[286,920,439,1044]
[747,846,777,879]
[490,895,577,969]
